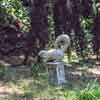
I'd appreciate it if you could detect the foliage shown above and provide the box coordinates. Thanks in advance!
[0,64,6,78]
[31,63,45,77]
[81,17,93,54]
[77,85,100,100]
[0,0,99,59]
[0,0,30,32]
[48,15,54,34]
[24,91,34,100]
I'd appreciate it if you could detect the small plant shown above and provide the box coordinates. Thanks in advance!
[77,84,100,100]
[0,64,6,79]
[24,91,34,100]
[31,63,43,77]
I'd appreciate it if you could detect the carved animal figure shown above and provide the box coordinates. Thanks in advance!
[38,34,70,62]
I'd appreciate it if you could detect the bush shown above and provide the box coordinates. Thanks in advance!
[0,0,30,32]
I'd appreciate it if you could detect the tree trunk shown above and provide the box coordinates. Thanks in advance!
[23,0,49,64]
[92,13,100,60]
[53,0,72,37]
[31,0,48,50]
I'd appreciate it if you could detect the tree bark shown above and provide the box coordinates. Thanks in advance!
[31,0,48,50]
[53,0,72,37]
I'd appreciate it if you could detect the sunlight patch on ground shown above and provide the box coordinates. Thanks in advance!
[88,67,100,75]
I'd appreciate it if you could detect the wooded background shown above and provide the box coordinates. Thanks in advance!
[0,0,100,61]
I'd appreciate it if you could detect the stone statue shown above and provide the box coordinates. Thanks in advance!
[38,34,70,62]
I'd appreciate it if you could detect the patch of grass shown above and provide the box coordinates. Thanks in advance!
[64,90,76,100]
[63,55,80,63]
[24,91,34,100]
[77,84,100,100]
[0,97,5,100]
[31,63,46,78]
[0,64,6,78]
[0,68,100,100]
[2,76,100,100]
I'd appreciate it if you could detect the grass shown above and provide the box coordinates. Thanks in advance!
[0,71,100,100]
[77,85,100,100]
[0,55,100,99]
[0,71,75,99]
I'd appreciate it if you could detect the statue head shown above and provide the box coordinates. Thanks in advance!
[54,34,70,51]
[38,50,48,63]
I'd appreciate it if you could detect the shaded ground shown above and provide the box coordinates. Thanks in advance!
[0,55,100,99]
[65,59,100,89]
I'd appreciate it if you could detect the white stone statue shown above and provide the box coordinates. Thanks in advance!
[38,34,70,62]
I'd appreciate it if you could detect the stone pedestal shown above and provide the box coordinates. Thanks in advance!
[47,62,65,85]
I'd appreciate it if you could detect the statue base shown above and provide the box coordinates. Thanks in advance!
[47,61,65,85]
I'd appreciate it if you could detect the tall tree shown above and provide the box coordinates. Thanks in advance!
[71,0,86,57]
[19,0,49,64]
[30,0,48,50]
[81,0,93,18]
[92,12,100,60]
[53,0,72,37]
[53,0,86,58]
